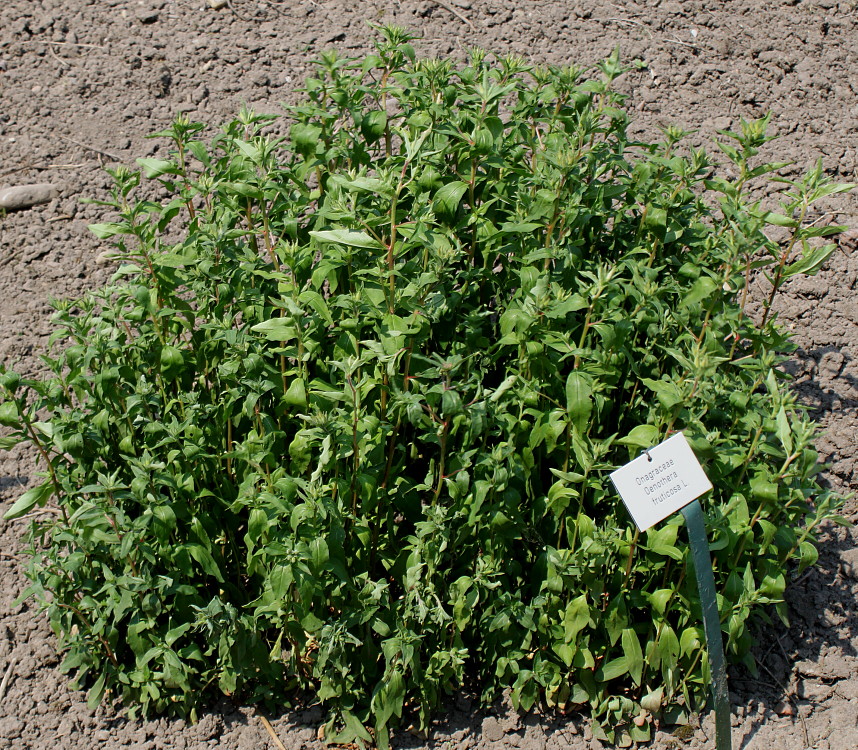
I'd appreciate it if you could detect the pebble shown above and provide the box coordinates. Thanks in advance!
[137,8,160,24]
[0,183,59,210]
[208,0,228,8]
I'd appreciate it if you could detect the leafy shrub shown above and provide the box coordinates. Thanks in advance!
[1,27,852,747]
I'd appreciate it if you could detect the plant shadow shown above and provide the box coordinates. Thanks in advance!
[727,520,857,749]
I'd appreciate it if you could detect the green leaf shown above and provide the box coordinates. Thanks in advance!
[629,723,652,743]
[442,389,464,417]
[153,250,197,268]
[360,110,388,145]
[299,290,334,326]
[220,181,263,199]
[797,541,819,574]
[775,405,793,454]
[291,122,322,155]
[597,656,629,681]
[152,505,177,540]
[617,424,659,449]
[605,597,628,645]
[500,221,543,233]
[553,642,577,667]
[565,372,593,433]
[165,622,192,647]
[0,401,20,427]
[310,229,383,249]
[251,318,298,342]
[679,626,702,656]
[640,686,664,713]
[564,594,590,642]
[680,276,718,308]
[329,174,393,197]
[136,158,180,178]
[646,525,684,561]
[87,673,107,710]
[783,243,836,278]
[657,624,680,665]
[760,211,798,228]
[186,544,224,582]
[644,206,667,237]
[489,374,518,402]
[310,537,329,570]
[328,710,373,746]
[284,378,308,408]
[88,222,132,239]
[750,473,779,503]
[4,481,54,520]
[372,669,405,729]
[160,346,184,379]
[646,589,674,617]
[621,628,644,686]
[433,180,468,217]
[641,378,683,410]
[511,670,538,712]
[246,508,268,548]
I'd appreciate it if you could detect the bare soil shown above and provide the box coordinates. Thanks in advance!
[1,1,857,748]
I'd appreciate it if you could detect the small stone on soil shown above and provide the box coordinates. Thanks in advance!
[0,183,60,210]
[137,8,160,24]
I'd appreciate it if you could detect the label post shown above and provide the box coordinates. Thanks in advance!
[680,499,732,750]
[609,432,732,750]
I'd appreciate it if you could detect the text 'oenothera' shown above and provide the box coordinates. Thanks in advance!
[609,432,713,531]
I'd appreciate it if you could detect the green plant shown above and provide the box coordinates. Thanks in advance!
[1,28,852,748]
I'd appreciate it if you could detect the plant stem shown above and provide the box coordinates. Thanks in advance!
[760,201,808,328]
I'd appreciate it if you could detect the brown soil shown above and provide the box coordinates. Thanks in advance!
[1,1,857,748]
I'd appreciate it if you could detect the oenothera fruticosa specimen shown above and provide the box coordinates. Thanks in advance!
[1,26,852,749]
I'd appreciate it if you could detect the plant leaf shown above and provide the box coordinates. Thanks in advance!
[4,481,54,520]
[433,180,468,217]
[310,229,383,249]
[565,372,593,433]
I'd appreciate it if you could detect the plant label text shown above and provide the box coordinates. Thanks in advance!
[610,432,713,531]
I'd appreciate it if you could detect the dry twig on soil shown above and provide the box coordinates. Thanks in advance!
[598,17,654,38]
[0,657,18,701]
[57,135,123,163]
[4,40,104,49]
[0,163,85,178]
[259,716,288,750]
[431,1,475,31]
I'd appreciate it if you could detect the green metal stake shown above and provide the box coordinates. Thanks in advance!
[681,499,732,750]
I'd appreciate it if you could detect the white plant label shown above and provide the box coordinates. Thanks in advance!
[610,432,713,531]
